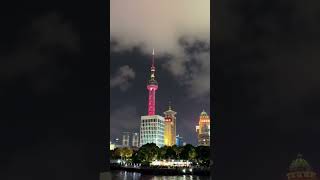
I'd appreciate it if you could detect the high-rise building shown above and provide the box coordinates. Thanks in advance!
[176,134,184,147]
[140,49,165,147]
[196,110,210,146]
[140,115,164,147]
[287,154,317,180]
[163,102,177,146]
[132,132,139,147]
[122,132,130,147]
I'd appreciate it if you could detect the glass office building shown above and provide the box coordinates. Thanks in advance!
[140,115,165,147]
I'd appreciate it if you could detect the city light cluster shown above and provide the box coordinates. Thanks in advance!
[150,160,192,167]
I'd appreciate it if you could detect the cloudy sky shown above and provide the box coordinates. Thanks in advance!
[110,0,210,145]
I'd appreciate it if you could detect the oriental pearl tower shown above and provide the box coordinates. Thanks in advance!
[147,48,158,115]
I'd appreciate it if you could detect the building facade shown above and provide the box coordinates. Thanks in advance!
[163,102,177,146]
[140,50,165,147]
[132,132,139,147]
[140,115,165,147]
[122,132,130,147]
[196,110,210,146]
[287,154,317,180]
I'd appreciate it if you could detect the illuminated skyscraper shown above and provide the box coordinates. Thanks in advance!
[122,132,130,147]
[196,110,210,146]
[140,49,165,147]
[287,154,317,180]
[163,102,177,146]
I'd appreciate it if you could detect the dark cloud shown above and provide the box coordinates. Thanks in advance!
[110,0,210,100]
[110,65,135,91]
[110,106,140,138]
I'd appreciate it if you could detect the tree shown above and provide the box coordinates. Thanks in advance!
[188,148,197,161]
[122,147,133,160]
[180,144,197,161]
[135,143,159,165]
[196,146,210,166]
[114,148,124,159]
[172,145,182,159]
[158,146,167,160]
[165,146,177,159]
[132,151,141,163]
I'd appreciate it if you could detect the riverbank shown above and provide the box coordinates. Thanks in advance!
[110,164,211,176]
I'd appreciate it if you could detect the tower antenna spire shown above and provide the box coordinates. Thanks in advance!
[152,48,155,67]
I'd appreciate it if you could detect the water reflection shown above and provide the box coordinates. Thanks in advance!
[111,170,210,180]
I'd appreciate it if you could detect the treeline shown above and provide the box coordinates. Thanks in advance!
[110,143,210,167]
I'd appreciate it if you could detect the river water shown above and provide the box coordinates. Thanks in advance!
[110,170,211,180]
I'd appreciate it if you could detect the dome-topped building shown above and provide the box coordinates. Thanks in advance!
[196,110,210,146]
[287,154,317,180]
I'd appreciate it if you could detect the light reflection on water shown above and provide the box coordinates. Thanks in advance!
[111,170,211,180]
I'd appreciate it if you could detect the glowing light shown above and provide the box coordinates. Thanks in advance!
[150,160,192,167]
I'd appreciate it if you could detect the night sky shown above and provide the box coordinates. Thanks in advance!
[110,0,210,146]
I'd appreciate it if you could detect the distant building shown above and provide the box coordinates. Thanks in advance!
[112,138,121,148]
[196,110,210,146]
[132,132,139,147]
[122,132,130,147]
[287,154,317,180]
[163,102,177,146]
[176,134,184,147]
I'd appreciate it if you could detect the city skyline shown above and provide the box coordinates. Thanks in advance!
[110,0,210,146]
[110,49,210,146]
